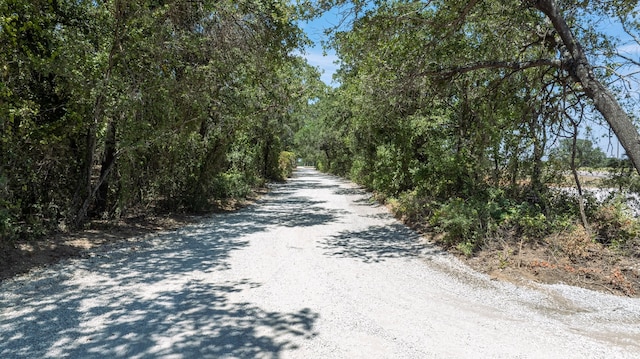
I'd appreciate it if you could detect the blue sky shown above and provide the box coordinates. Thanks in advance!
[297,7,343,86]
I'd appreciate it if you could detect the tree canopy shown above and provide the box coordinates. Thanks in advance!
[1,0,321,239]
[2,0,640,253]
[294,0,640,252]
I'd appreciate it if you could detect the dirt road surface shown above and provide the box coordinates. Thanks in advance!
[1,168,639,358]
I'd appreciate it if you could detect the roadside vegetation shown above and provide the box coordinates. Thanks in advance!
[2,1,640,295]
[295,1,640,296]
[0,0,317,243]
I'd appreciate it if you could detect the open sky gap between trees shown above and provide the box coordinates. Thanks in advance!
[2,0,640,285]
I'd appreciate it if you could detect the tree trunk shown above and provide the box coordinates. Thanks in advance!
[95,118,117,215]
[263,138,272,179]
[533,0,640,175]
[73,1,125,226]
[529,110,546,201]
[73,108,99,227]
[569,121,591,234]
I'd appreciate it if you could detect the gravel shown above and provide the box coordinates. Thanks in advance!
[1,167,639,358]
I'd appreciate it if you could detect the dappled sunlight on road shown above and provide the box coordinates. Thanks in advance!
[0,187,322,358]
[2,167,639,358]
[320,224,439,263]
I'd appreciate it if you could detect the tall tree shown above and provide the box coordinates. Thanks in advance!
[320,0,640,175]
[529,0,640,174]
[1,0,319,239]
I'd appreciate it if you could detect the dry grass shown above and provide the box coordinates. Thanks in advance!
[462,224,640,297]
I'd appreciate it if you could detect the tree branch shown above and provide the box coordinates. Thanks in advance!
[530,0,640,176]
[619,16,640,52]
[419,58,564,78]
[616,52,640,67]
[449,0,480,31]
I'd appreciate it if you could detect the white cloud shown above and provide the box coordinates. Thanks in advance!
[294,48,340,86]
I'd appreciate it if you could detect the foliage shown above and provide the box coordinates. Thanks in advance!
[590,196,640,251]
[0,175,16,241]
[396,187,571,253]
[549,139,608,168]
[4,0,640,261]
[1,0,321,240]
[603,158,640,192]
[277,151,297,181]
[294,0,640,256]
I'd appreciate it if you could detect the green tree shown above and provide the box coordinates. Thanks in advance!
[293,0,640,249]
[549,138,607,168]
[1,0,319,241]
[319,0,640,176]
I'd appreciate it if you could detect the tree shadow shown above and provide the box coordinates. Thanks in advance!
[2,167,381,357]
[0,275,318,358]
[333,187,368,197]
[320,224,441,263]
[0,182,324,358]
[250,196,348,228]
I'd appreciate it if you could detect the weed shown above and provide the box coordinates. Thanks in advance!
[457,241,475,257]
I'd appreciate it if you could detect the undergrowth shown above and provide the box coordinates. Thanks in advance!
[381,183,640,296]
[387,186,640,259]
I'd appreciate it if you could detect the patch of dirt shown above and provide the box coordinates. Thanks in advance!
[460,229,640,298]
[0,215,197,281]
[0,190,266,282]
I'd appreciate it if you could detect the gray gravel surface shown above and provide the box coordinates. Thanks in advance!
[1,167,640,358]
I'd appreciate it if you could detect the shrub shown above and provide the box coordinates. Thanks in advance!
[391,189,434,224]
[590,196,640,249]
[431,197,482,247]
[213,171,255,199]
[428,188,567,253]
[0,175,17,241]
[278,151,297,181]
[0,202,16,242]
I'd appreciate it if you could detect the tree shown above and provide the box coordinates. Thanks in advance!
[549,138,607,168]
[313,0,562,198]
[1,0,320,240]
[291,0,640,248]
[319,0,640,175]
[530,0,640,175]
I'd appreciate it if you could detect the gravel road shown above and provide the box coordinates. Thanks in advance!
[1,167,640,358]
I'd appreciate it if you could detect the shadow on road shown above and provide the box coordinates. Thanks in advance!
[2,167,421,358]
[320,224,440,263]
[251,195,348,228]
[0,185,323,358]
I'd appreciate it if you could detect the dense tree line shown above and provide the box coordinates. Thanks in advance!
[1,0,320,240]
[297,0,640,254]
[3,0,640,258]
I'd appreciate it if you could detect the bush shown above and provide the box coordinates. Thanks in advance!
[590,196,640,249]
[0,200,16,242]
[428,188,568,253]
[0,175,18,241]
[388,178,640,258]
[603,158,640,192]
[212,171,257,199]
[390,189,434,224]
[278,151,297,181]
[431,197,482,247]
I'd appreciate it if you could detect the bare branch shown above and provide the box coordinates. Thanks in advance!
[531,0,640,175]
[615,52,640,67]
[619,16,640,49]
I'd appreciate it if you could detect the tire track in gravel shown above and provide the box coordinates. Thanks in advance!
[1,167,640,358]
